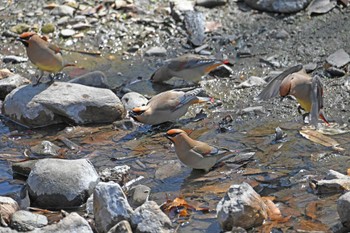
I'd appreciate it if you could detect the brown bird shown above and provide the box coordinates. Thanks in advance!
[130,88,212,125]
[256,65,329,126]
[17,32,73,84]
[150,54,229,84]
[165,129,237,172]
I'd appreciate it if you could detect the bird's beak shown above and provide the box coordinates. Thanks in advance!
[16,37,28,47]
[164,133,172,141]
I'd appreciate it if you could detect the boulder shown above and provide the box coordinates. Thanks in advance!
[337,192,350,228]
[27,158,99,208]
[0,74,29,100]
[217,182,268,230]
[93,182,133,233]
[2,82,125,128]
[10,210,48,231]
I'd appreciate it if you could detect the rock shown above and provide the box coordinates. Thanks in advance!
[2,56,28,64]
[231,226,248,232]
[326,49,350,68]
[154,160,182,180]
[303,63,317,72]
[238,106,265,115]
[326,170,350,180]
[337,192,350,228]
[94,182,133,233]
[170,0,194,12]
[51,5,75,17]
[107,220,133,233]
[0,74,30,100]
[10,210,48,231]
[236,76,266,89]
[127,185,151,208]
[326,66,346,77]
[196,0,227,8]
[27,158,99,208]
[33,212,93,233]
[68,71,109,88]
[311,179,350,194]
[244,0,312,13]
[30,141,61,156]
[275,29,289,39]
[60,29,76,37]
[0,227,17,233]
[307,0,337,15]
[2,82,125,128]
[216,182,268,230]
[98,165,130,184]
[131,201,172,233]
[0,196,19,226]
[72,22,92,30]
[145,47,167,57]
[0,69,14,79]
[41,23,55,34]
[1,185,30,210]
[86,194,94,216]
[12,160,38,177]
[184,11,206,47]
[10,24,31,34]
[121,92,148,112]
[112,119,135,130]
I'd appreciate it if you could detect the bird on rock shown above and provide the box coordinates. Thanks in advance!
[129,88,212,125]
[16,32,74,84]
[256,65,329,127]
[150,54,230,84]
[165,129,237,172]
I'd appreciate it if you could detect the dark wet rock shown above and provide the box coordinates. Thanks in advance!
[274,127,287,142]
[155,160,183,180]
[93,182,133,233]
[310,170,350,194]
[145,47,167,57]
[0,75,30,100]
[303,62,317,72]
[98,165,130,184]
[60,29,76,37]
[337,192,350,228]
[51,5,75,17]
[121,92,148,112]
[307,0,337,15]
[41,23,55,34]
[69,71,109,88]
[36,212,93,233]
[236,76,266,89]
[30,141,61,157]
[112,119,135,130]
[326,66,346,77]
[10,210,48,231]
[12,160,37,177]
[0,196,19,226]
[217,182,268,230]
[326,49,350,68]
[196,0,227,8]
[209,64,233,78]
[2,56,28,64]
[1,184,30,210]
[107,220,133,233]
[10,24,31,34]
[27,158,99,208]
[127,184,151,208]
[244,0,312,13]
[2,82,125,128]
[274,29,289,39]
[184,11,206,47]
[130,201,172,233]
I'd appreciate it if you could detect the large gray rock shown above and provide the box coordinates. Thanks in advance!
[68,71,109,88]
[244,0,311,13]
[326,49,350,68]
[10,210,48,231]
[27,158,99,208]
[32,212,93,233]
[2,82,125,128]
[93,182,133,233]
[0,74,29,100]
[130,201,172,233]
[0,196,19,226]
[216,182,268,230]
[337,192,350,228]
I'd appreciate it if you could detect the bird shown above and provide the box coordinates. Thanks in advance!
[256,65,329,127]
[165,129,237,172]
[150,54,230,83]
[16,32,74,84]
[129,88,212,125]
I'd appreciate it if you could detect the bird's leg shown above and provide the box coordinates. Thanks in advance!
[297,104,304,115]
[48,73,55,84]
[33,70,44,86]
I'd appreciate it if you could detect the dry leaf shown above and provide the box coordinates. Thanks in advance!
[44,2,58,9]
[305,201,318,220]
[299,129,344,151]
[161,197,209,219]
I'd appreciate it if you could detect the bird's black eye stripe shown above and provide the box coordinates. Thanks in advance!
[167,132,181,137]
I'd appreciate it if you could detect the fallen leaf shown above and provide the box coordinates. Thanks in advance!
[295,219,330,232]
[44,2,58,9]
[197,182,232,194]
[299,129,344,151]
[161,196,209,219]
[305,201,318,219]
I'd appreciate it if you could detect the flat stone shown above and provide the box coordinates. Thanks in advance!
[245,0,312,13]
[10,210,48,231]
[236,76,266,89]
[68,71,109,88]
[30,141,61,157]
[0,74,30,100]
[51,5,75,17]
[12,160,38,177]
[2,56,28,64]
[145,47,167,57]
[326,49,350,68]
[60,29,76,37]
[127,184,151,208]
[307,0,337,15]
[196,0,227,8]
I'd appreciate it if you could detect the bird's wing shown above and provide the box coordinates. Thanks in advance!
[172,88,205,111]
[168,56,221,72]
[48,43,61,54]
[256,65,303,100]
[192,143,230,158]
[310,75,323,127]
